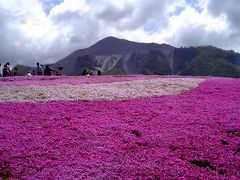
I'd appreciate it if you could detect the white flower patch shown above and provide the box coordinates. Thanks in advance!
[0,78,204,102]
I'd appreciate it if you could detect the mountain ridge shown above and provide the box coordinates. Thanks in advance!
[53,36,176,75]
[13,36,240,77]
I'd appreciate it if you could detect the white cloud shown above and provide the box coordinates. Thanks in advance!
[0,0,239,66]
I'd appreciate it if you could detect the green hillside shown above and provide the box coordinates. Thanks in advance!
[180,46,240,77]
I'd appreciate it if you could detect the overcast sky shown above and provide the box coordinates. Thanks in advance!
[0,0,240,66]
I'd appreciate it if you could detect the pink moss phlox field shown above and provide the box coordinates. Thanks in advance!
[0,75,164,87]
[0,77,240,179]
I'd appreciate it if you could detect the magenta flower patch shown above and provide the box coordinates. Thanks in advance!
[0,76,239,179]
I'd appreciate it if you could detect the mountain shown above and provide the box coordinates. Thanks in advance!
[52,37,240,77]
[14,37,240,77]
[52,36,175,75]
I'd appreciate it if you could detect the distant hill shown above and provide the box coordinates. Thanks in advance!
[53,37,240,77]
[179,46,240,77]
[15,37,240,77]
[52,36,175,75]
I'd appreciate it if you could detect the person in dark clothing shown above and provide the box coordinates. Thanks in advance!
[0,63,2,77]
[5,62,11,76]
[2,64,9,77]
[82,69,88,76]
[13,67,18,76]
[97,69,102,75]
[44,65,53,76]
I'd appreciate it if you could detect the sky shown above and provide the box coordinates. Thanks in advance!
[0,0,240,66]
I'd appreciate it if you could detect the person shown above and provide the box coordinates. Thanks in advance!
[89,70,93,75]
[0,63,2,77]
[2,64,8,77]
[26,72,32,76]
[2,63,11,77]
[55,66,63,76]
[32,70,36,75]
[44,65,53,76]
[35,62,43,75]
[82,69,88,76]
[13,67,18,76]
[5,62,11,76]
[97,67,102,75]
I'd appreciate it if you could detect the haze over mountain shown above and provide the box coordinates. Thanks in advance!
[15,36,240,77]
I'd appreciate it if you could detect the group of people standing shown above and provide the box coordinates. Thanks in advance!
[0,61,103,77]
[0,62,64,77]
[0,62,17,77]
[29,63,64,76]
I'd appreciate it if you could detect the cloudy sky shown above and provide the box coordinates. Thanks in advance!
[0,0,240,66]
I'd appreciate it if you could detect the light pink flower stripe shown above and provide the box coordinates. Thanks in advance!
[0,75,165,87]
[0,78,204,102]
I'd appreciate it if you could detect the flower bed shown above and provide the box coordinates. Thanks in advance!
[0,76,239,179]
[0,78,203,102]
[0,75,163,87]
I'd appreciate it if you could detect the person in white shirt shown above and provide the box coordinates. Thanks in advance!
[35,62,44,75]
[27,72,32,76]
